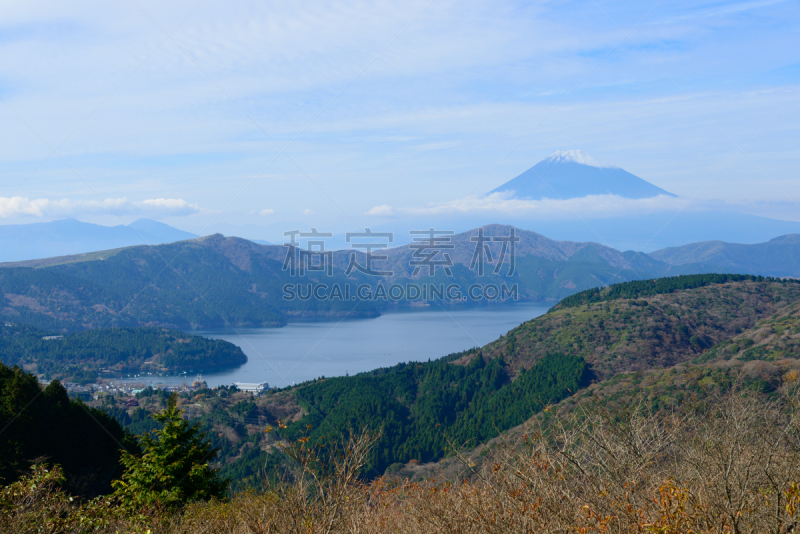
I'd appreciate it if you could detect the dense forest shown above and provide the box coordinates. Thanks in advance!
[101,350,587,488]
[552,273,789,310]
[0,325,246,383]
[0,362,136,496]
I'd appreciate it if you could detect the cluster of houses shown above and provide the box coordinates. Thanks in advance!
[59,377,270,400]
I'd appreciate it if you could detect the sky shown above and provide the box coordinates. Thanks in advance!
[1,0,799,240]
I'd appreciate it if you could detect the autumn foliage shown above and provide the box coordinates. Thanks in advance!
[4,384,800,533]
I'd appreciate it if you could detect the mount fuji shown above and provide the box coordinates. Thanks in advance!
[489,150,676,200]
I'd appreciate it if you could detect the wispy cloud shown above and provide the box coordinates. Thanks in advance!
[365,204,395,216]
[0,197,200,219]
[659,0,789,23]
[0,0,797,226]
[367,193,694,219]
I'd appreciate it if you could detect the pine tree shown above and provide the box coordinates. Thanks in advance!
[113,394,226,511]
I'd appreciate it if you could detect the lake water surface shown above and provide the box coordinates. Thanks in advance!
[121,303,550,389]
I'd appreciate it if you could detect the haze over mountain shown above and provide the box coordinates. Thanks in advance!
[488,150,676,200]
[651,234,800,278]
[498,212,800,253]
[436,150,800,251]
[0,225,718,332]
[0,218,199,263]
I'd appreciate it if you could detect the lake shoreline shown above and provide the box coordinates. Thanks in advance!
[113,302,551,389]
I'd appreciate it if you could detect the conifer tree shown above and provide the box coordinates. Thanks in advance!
[113,394,226,511]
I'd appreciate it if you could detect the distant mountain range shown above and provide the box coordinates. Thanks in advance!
[3,150,799,259]
[650,234,800,278]
[0,224,732,332]
[461,150,800,250]
[0,218,199,263]
[488,149,676,200]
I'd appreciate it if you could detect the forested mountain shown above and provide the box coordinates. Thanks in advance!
[0,226,720,332]
[0,325,246,384]
[478,274,799,380]
[650,234,800,277]
[0,234,377,331]
[0,363,135,496]
[4,274,798,497]
[94,275,800,489]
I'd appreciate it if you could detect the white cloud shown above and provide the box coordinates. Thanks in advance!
[365,204,395,216]
[389,192,693,219]
[0,0,797,221]
[0,196,200,219]
[303,209,314,215]
[259,209,274,216]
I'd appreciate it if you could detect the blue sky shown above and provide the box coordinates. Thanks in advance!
[0,0,798,238]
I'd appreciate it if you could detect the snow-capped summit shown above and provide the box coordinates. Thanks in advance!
[544,149,615,169]
[487,150,676,201]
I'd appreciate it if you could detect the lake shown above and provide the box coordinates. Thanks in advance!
[120,303,550,389]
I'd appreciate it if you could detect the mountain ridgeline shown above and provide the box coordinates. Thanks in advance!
[650,234,800,278]
[0,226,731,332]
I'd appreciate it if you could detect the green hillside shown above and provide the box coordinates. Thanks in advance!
[92,275,800,490]
[522,293,800,433]
[0,235,377,331]
[478,275,800,380]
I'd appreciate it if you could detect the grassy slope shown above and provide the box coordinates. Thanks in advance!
[470,277,800,380]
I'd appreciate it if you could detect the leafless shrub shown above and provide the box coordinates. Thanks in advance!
[405,383,800,533]
[174,427,382,534]
[5,386,800,534]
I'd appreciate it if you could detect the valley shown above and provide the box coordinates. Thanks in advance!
[77,274,800,489]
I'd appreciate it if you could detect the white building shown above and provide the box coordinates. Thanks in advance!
[233,382,269,393]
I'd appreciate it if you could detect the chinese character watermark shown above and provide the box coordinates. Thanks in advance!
[409,228,454,277]
[282,228,333,277]
[468,227,519,276]
[345,228,394,277]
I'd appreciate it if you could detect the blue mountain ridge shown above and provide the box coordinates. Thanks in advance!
[0,218,199,263]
